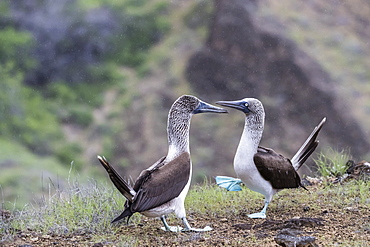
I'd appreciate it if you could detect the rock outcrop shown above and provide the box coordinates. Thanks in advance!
[186,0,370,158]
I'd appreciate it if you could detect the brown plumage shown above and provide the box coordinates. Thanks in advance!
[254,147,306,190]
[98,153,190,222]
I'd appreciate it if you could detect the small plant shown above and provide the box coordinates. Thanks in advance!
[314,148,351,177]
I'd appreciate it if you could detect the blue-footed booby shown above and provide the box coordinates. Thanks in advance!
[215,98,325,219]
[98,95,227,231]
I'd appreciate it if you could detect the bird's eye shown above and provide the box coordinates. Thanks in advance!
[245,103,249,107]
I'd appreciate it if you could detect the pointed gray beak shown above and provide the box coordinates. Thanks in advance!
[193,101,228,114]
[216,100,246,111]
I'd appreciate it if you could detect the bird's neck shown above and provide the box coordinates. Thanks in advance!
[166,112,191,161]
[235,115,264,163]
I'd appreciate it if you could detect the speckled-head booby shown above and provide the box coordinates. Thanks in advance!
[98,95,227,231]
[215,98,325,219]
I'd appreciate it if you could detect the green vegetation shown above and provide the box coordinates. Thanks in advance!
[0,65,62,155]
[0,140,69,208]
[0,0,170,208]
[314,149,351,177]
[0,28,35,73]
[1,178,369,246]
[8,180,121,235]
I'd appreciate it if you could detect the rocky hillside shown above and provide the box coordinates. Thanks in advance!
[186,0,370,160]
[97,0,370,181]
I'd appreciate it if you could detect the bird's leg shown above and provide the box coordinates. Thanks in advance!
[181,217,212,232]
[248,201,269,219]
[160,215,182,232]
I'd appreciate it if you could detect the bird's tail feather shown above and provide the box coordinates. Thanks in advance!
[291,117,326,171]
[111,208,133,224]
[97,155,136,202]
[215,176,243,191]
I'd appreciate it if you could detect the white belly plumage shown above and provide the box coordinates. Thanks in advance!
[234,156,274,198]
[141,166,192,219]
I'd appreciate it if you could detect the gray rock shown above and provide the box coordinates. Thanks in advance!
[275,228,318,247]
[275,233,318,247]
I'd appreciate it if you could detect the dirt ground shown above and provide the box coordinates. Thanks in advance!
[2,169,370,247]
[2,195,369,246]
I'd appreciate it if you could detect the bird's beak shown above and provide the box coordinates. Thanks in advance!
[193,101,228,114]
[216,100,246,111]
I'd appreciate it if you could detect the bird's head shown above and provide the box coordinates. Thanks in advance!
[172,95,228,115]
[216,98,264,117]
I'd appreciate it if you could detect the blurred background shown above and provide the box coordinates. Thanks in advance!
[0,0,369,208]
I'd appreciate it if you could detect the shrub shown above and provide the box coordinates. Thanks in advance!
[0,65,62,155]
[5,0,169,86]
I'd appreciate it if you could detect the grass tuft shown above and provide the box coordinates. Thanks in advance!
[314,148,352,177]
[2,178,125,238]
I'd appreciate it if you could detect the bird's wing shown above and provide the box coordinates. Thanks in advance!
[131,152,191,213]
[254,147,302,189]
[133,155,166,192]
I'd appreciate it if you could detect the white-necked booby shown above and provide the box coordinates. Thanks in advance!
[215,98,325,219]
[98,95,227,231]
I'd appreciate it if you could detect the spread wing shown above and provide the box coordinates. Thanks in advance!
[131,152,191,213]
[254,147,302,189]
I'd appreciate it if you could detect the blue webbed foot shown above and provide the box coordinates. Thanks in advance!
[215,176,243,191]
